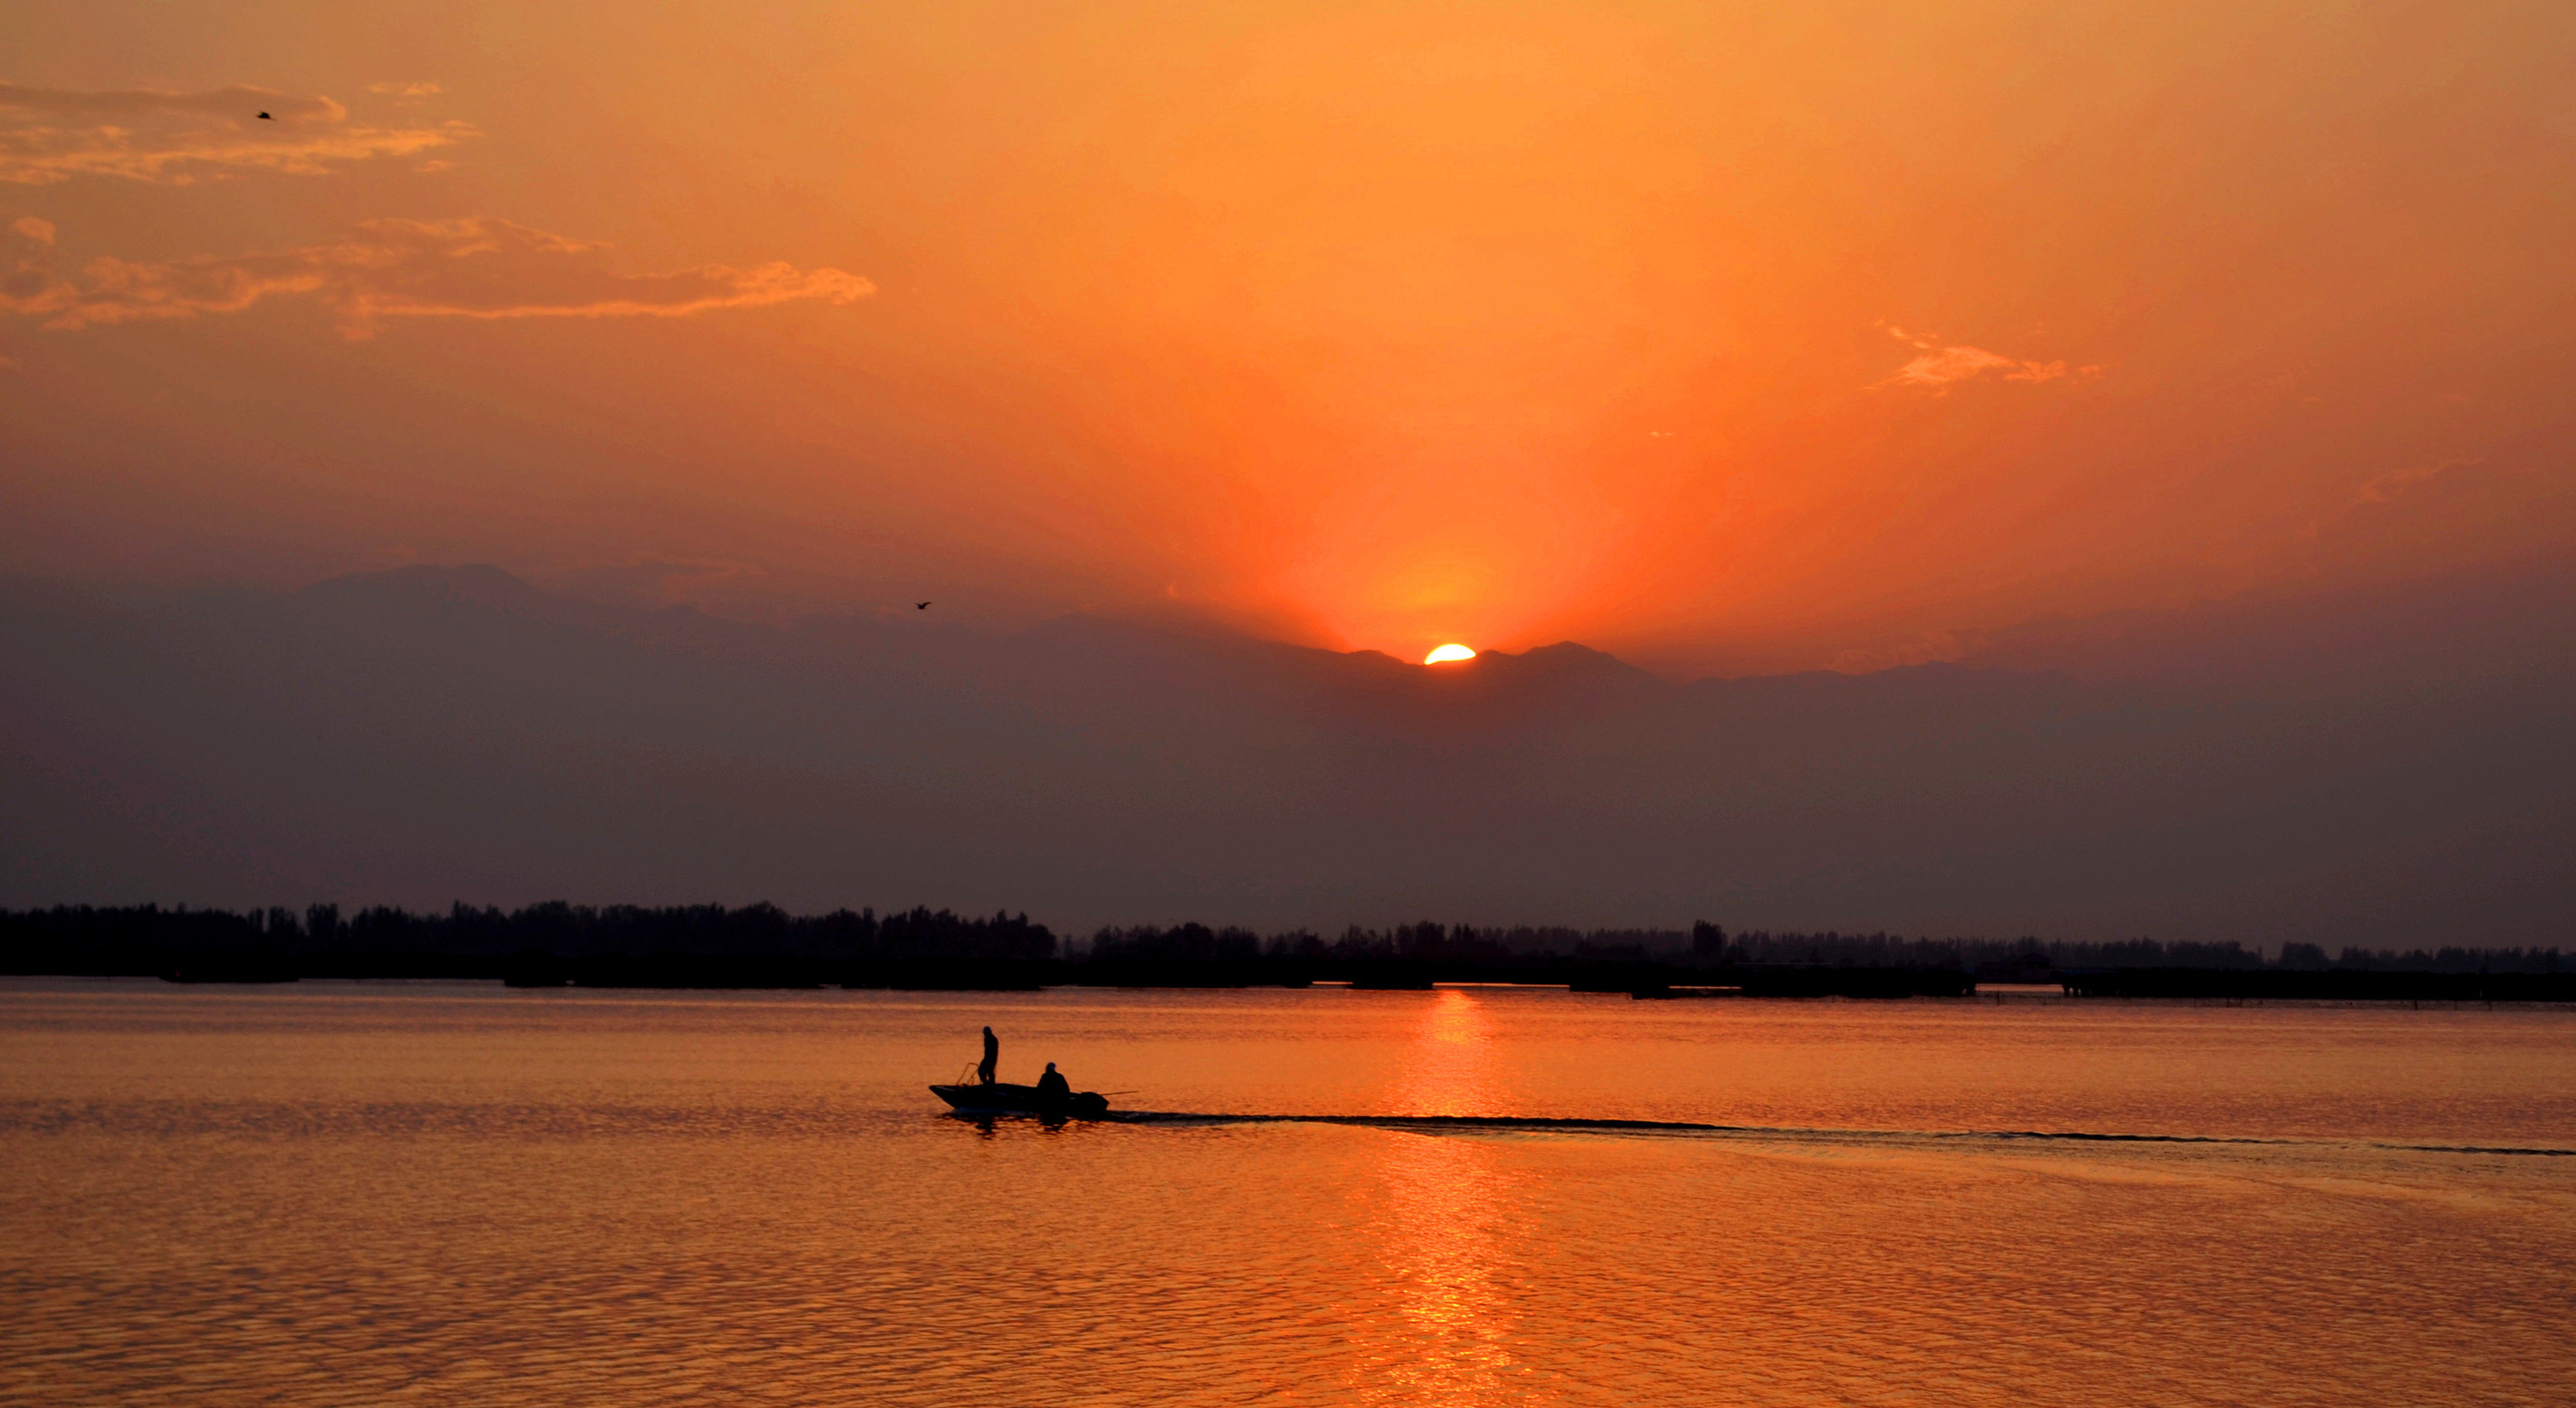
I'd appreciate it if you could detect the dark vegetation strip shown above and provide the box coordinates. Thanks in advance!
[1,904,2568,1001]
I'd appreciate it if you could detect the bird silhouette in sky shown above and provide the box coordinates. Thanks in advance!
[257,111,274,120]
[915,601,931,611]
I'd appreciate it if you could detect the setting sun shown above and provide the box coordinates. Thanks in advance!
[1424,644,1477,664]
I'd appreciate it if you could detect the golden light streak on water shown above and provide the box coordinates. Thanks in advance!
[1349,989,1530,1405]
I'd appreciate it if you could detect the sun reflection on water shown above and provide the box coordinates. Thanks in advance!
[1350,989,1537,1404]
[1392,986,1502,1118]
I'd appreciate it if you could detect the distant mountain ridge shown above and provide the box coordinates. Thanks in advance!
[5,559,2571,943]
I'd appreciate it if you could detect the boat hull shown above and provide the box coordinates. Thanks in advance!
[930,1082,1109,1118]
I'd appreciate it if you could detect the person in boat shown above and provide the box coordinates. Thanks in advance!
[1035,1062,1071,1102]
[978,1026,999,1085]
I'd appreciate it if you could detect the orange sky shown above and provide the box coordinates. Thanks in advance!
[5,0,2571,672]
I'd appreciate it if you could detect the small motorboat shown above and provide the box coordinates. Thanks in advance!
[930,1082,1110,1118]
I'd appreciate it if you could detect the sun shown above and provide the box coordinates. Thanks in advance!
[1424,644,1477,664]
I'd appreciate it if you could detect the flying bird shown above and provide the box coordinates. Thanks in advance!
[257,111,274,120]
[915,601,931,611]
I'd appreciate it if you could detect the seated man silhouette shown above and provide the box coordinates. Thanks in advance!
[978,1026,999,1085]
[1035,1062,1071,1102]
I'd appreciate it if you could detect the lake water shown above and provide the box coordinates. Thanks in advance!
[2,980,2571,1406]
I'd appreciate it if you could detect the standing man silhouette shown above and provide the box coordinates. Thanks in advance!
[978,1026,999,1085]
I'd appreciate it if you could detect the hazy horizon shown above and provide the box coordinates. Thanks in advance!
[10,550,2571,942]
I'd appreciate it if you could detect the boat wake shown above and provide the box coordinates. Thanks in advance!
[1098,1110,2575,1158]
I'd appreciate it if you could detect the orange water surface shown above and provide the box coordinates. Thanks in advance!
[2,981,2570,1405]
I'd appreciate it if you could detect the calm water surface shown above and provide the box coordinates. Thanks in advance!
[2,981,2571,1406]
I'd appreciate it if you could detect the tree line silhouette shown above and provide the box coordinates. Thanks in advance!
[0,904,2565,1000]
[0,903,1053,988]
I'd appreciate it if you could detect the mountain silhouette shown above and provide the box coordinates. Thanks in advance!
[4,558,2571,942]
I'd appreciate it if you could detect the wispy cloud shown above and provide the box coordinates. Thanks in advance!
[1874,323,2097,393]
[2296,454,2541,544]
[1830,626,1984,674]
[0,81,470,184]
[9,215,53,244]
[2,218,874,336]
[2357,456,2483,505]
[366,81,443,98]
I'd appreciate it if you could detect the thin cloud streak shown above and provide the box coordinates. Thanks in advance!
[0,81,346,121]
[2358,456,2485,505]
[2,217,874,336]
[1873,323,2097,392]
[0,81,466,184]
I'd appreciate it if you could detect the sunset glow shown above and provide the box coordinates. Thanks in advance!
[6,2,2568,674]
[1424,644,1477,665]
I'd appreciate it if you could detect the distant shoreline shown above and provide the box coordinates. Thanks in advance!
[7,903,2568,1004]
[4,972,2571,1009]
